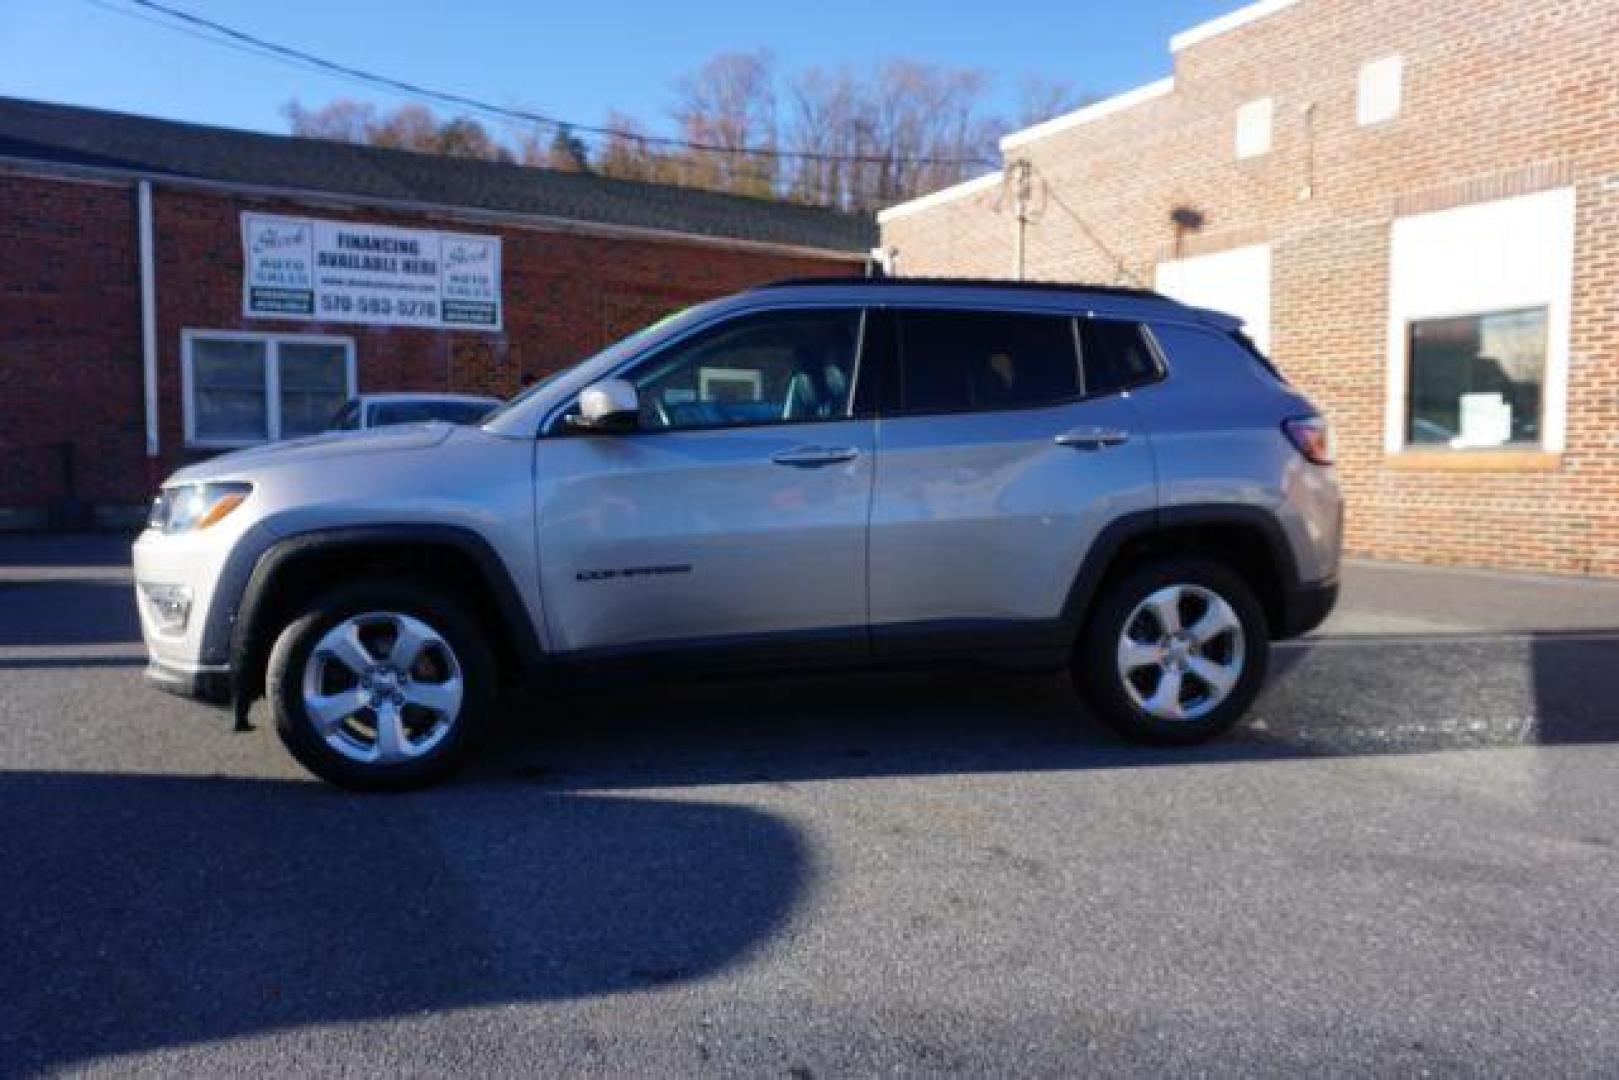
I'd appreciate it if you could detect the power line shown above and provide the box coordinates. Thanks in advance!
[96,0,999,170]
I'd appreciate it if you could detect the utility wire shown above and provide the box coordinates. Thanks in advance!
[1040,177,1144,286]
[97,0,1000,170]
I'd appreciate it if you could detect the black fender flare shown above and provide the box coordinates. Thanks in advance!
[1059,504,1308,637]
[228,524,547,700]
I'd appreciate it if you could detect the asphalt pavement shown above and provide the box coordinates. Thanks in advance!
[2,535,1617,1076]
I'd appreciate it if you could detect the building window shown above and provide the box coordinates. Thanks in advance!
[1235,98,1273,159]
[183,331,355,447]
[1407,308,1546,448]
[1358,55,1403,125]
[1386,187,1575,455]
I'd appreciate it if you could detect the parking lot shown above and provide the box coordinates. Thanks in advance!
[3,534,1618,1076]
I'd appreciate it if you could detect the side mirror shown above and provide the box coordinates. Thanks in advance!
[567,378,640,433]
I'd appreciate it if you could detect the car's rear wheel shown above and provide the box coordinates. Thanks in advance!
[266,581,495,790]
[1075,557,1269,745]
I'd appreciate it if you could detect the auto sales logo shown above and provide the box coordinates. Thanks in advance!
[444,239,493,271]
[250,220,310,256]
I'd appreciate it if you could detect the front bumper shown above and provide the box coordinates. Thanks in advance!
[146,657,233,706]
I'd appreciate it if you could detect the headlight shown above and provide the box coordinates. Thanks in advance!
[148,482,253,534]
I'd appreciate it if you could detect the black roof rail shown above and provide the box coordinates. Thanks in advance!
[752,275,1167,302]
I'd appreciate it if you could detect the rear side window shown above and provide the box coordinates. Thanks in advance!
[894,310,1079,414]
[1082,319,1161,395]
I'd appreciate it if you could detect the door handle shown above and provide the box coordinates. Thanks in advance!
[1055,426,1130,451]
[771,445,861,467]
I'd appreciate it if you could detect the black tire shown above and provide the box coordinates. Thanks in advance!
[1074,557,1269,746]
[266,580,496,790]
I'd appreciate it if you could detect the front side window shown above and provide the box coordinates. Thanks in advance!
[1406,308,1546,449]
[894,310,1079,414]
[627,309,862,431]
[184,332,354,445]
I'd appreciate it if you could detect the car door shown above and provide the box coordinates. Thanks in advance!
[867,307,1159,655]
[534,306,875,658]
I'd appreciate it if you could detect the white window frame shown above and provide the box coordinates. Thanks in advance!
[1384,187,1576,455]
[182,329,357,448]
[1235,97,1273,159]
[1357,55,1403,126]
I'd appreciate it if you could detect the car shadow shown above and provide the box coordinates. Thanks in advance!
[0,770,807,1075]
[486,629,1619,792]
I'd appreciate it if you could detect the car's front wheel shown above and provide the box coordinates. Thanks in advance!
[1075,558,1269,745]
[266,581,495,790]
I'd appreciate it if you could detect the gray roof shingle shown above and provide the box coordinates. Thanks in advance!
[0,96,876,254]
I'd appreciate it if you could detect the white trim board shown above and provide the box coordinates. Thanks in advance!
[877,171,1002,225]
[1000,78,1175,152]
[1170,0,1304,52]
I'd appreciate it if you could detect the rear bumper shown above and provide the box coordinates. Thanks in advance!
[146,658,233,706]
[1278,577,1338,639]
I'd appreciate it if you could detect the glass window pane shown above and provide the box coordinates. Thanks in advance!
[191,338,268,442]
[1407,308,1545,448]
[897,310,1079,413]
[370,400,494,427]
[1083,320,1159,396]
[279,343,350,439]
[630,310,862,431]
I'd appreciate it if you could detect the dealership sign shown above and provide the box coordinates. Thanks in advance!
[241,213,502,330]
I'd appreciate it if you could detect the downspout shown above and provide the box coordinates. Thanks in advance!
[138,180,160,487]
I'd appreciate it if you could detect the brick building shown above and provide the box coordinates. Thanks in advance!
[879,0,1619,575]
[0,97,873,527]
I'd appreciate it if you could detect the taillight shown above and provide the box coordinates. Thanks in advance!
[1283,415,1333,465]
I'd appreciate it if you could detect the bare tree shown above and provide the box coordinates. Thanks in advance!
[284,99,510,162]
[283,50,1032,211]
[282,99,377,143]
[595,109,661,182]
[1014,76,1097,128]
[671,50,778,197]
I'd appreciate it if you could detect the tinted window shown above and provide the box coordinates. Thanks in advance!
[896,310,1079,413]
[1082,319,1161,395]
[370,400,496,427]
[627,309,862,431]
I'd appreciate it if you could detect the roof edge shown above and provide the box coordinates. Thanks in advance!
[876,171,1003,225]
[0,155,868,263]
[1169,0,1304,52]
[1000,77,1176,152]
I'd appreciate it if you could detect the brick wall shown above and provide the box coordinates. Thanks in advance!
[0,171,855,517]
[881,0,1619,575]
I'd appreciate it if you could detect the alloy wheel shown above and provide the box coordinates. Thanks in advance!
[1116,583,1246,722]
[300,611,464,765]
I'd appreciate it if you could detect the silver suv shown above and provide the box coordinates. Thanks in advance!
[134,279,1342,789]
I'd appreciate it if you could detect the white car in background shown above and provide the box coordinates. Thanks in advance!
[328,393,502,432]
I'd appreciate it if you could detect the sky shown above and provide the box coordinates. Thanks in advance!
[1,0,1241,141]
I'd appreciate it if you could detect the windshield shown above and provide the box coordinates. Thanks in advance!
[479,303,714,426]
